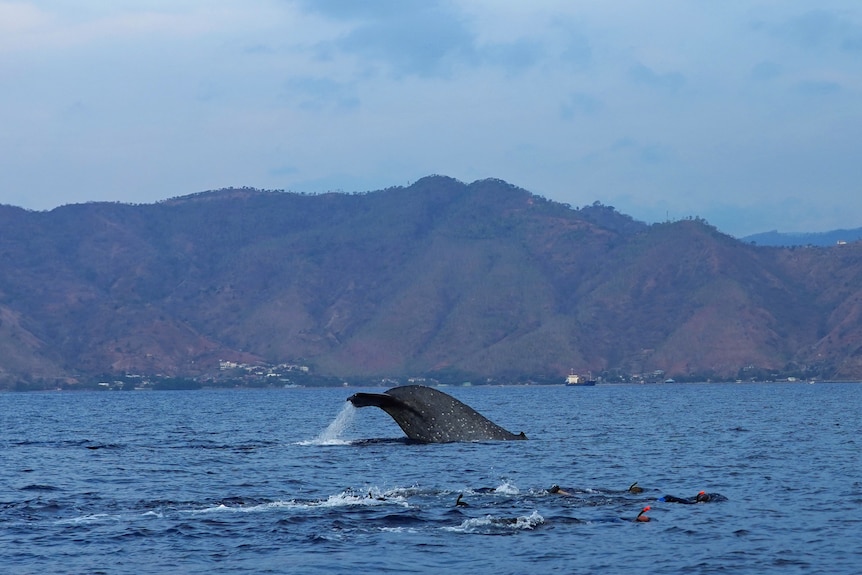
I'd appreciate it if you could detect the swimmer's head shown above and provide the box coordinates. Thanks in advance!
[695,491,710,502]
[636,506,651,522]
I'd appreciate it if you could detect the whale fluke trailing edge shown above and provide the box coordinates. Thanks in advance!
[347,385,527,443]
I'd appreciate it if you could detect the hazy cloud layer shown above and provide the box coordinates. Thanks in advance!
[1,0,860,236]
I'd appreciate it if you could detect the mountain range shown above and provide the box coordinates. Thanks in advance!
[1,175,861,389]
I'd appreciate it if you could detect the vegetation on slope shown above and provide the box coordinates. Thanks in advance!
[1,176,861,389]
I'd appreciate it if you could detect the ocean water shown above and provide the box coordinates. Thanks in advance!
[2,383,860,574]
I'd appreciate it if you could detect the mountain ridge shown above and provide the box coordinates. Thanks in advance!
[1,175,861,388]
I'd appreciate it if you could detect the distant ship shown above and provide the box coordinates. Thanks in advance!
[565,370,596,386]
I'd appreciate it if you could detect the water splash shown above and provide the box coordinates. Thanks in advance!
[299,402,357,445]
[444,511,544,534]
[493,481,520,495]
[314,488,408,508]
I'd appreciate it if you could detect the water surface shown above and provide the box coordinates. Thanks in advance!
[2,383,860,574]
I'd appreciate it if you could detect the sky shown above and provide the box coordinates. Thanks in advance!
[1,1,861,237]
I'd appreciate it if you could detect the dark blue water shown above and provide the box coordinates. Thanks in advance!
[2,383,860,574]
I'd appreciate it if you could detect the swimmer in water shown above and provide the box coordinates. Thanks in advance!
[659,494,695,504]
[455,493,469,507]
[635,506,651,522]
[658,490,726,504]
[628,481,644,494]
[548,485,572,496]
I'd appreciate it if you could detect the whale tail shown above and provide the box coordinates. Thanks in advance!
[348,392,400,409]
[346,385,526,443]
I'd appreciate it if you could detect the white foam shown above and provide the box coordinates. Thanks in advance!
[445,510,544,533]
[513,510,545,529]
[55,513,116,525]
[188,488,409,515]
[380,526,417,534]
[312,488,408,508]
[493,481,520,495]
[191,501,297,514]
[317,492,374,507]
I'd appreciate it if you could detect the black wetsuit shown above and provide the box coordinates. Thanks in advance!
[659,492,726,504]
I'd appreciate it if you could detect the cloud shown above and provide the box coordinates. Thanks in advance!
[282,76,361,111]
[561,92,602,119]
[751,61,782,81]
[269,164,298,177]
[763,7,862,54]
[628,62,685,92]
[295,0,551,78]
[298,0,477,78]
[785,10,843,49]
[479,38,543,74]
[0,2,233,57]
[610,138,673,166]
[295,0,413,21]
[559,30,592,70]
[794,79,842,96]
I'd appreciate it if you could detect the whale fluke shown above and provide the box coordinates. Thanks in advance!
[347,385,527,443]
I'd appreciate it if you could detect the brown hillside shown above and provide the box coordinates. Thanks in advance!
[0,176,860,387]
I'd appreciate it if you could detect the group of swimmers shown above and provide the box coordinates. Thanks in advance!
[615,481,726,522]
[636,488,726,522]
[456,481,726,523]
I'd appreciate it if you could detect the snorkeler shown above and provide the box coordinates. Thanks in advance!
[455,493,469,507]
[628,481,644,494]
[658,490,726,504]
[635,506,651,522]
[548,485,572,496]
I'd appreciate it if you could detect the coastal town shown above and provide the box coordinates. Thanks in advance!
[50,361,825,393]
